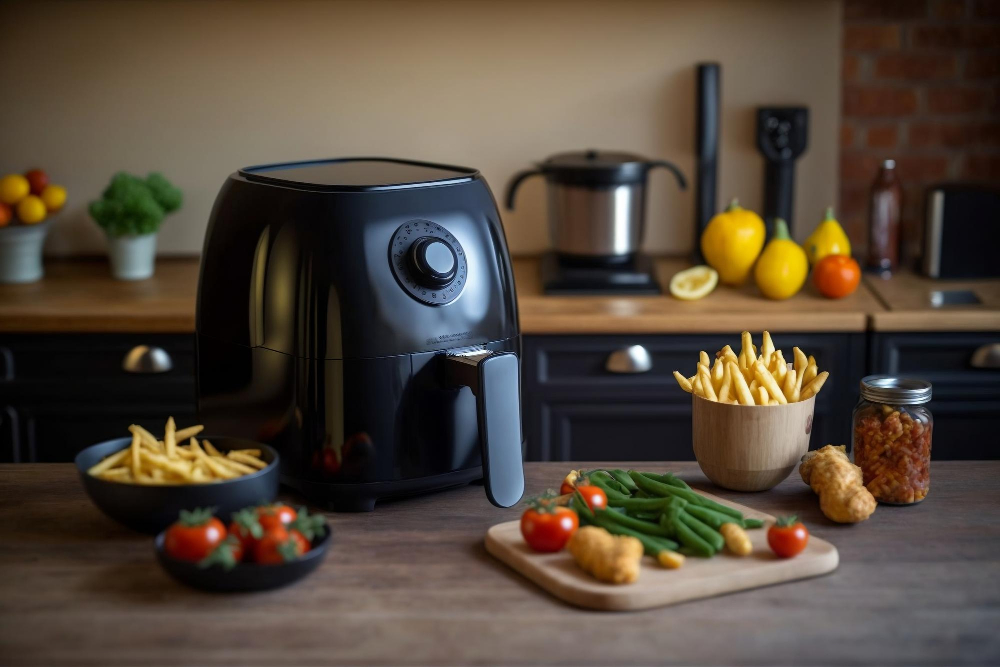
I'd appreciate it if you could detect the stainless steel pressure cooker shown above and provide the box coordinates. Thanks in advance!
[505,150,686,263]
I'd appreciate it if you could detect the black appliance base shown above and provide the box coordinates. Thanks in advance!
[283,467,484,512]
[540,251,661,295]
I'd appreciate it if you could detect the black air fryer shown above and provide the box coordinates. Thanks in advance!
[196,158,524,511]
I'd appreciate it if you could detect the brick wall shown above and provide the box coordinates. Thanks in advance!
[840,0,1000,256]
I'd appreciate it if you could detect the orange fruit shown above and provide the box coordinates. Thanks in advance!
[0,174,30,205]
[40,184,67,212]
[16,195,47,224]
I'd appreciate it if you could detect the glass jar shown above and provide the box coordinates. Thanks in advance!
[852,376,933,505]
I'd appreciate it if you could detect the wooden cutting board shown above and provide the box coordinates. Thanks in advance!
[485,491,838,611]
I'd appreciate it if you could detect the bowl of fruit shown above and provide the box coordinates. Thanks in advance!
[0,168,67,284]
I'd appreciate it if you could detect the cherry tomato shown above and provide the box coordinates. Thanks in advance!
[289,529,311,555]
[254,526,307,564]
[0,202,11,227]
[813,254,861,299]
[24,169,49,196]
[574,485,608,511]
[520,505,579,552]
[768,516,809,558]
[257,504,297,532]
[228,508,263,559]
[164,508,227,562]
[559,480,575,495]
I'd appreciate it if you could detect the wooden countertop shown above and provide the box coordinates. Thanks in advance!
[0,257,996,335]
[865,270,1000,332]
[1,461,997,666]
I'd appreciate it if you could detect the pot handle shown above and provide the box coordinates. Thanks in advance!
[504,168,543,211]
[646,160,688,190]
[445,351,525,508]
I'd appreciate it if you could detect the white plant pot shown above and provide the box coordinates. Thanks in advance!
[107,233,157,281]
[0,221,51,284]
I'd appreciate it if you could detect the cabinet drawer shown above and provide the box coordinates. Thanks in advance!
[871,333,1000,400]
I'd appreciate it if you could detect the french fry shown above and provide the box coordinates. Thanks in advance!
[692,374,704,396]
[739,331,753,369]
[718,362,733,403]
[100,467,132,482]
[203,439,223,458]
[758,386,770,405]
[174,424,204,442]
[700,350,711,368]
[749,378,759,395]
[139,449,193,481]
[673,371,693,393]
[213,456,257,476]
[227,451,268,470]
[190,439,238,479]
[782,368,797,402]
[773,350,788,383]
[129,430,141,476]
[128,424,161,452]
[698,364,717,401]
[802,362,818,389]
[88,449,129,476]
[711,358,724,391]
[164,416,177,459]
[754,360,788,404]
[761,331,775,367]
[728,361,755,406]
[800,371,829,401]
[231,449,262,457]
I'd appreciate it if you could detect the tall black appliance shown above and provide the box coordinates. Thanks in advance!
[196,158,524,511]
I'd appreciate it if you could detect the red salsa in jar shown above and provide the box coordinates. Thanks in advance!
[852,376,932,505]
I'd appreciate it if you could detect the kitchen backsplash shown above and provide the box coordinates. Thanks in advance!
[0,0,840,256]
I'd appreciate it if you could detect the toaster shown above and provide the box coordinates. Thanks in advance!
[196,158,524,511]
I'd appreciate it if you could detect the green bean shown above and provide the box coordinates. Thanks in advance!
[678,510,725,552]
[686,504,745,529]
[596,508,673,538]
[589,476,630,500]
[592,514,679,556]
[571,490,595,523]
[608,469,639,492]
[590,471,632,497]
[641,471,689,490]
[629,472,744,521]
[744,518,765,529]
[606,496,670,512]
[663,513,715,557]
[630,511,663,521]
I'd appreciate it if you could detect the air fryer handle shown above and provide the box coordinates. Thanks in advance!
[646,160,688,190]
[445,351,524,508]
[504,169,543,211]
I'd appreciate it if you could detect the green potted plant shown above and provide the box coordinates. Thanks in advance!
[89,172,182,280]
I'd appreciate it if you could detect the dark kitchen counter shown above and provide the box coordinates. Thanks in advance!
[1,461,997,666]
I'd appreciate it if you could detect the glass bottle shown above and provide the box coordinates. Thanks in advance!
[852,376,933,505]
[867,159,902,276]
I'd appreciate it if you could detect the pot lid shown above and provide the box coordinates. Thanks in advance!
[540,150,657,186]
[240,157,478,192]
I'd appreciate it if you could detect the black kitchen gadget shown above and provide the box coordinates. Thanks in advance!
[76,437,280,534]
[196,158,524,511]
[154,521,332,593]
[756,107,808,233]
[695,63,721,260]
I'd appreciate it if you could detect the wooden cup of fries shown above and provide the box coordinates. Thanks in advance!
[675,332,827,492]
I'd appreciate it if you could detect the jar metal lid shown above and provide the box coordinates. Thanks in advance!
[860,375,932,405]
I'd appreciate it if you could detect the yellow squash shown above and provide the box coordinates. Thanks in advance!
[804,207,851,266]
[754,218,808,300]
[700,199,766,286]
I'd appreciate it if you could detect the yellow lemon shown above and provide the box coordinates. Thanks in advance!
[700,199,766,286]
[16,195,47,224]
[0,174,30,205]
[669,265,719,301]
[41,184,67,212]
[754,219,808,300]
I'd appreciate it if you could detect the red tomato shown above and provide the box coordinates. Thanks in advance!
[574,485,608,511]
[24,169,48,196]
[254,526,307,564]
[559,480,575,495]
[813,255,861,299]
[289,528,311,555]
[520,506,579,552]
[768,516,809,558]
[228,508,263,559]
[257,504,297,531]
[164,508,227,562]
[0,202,11,227]
[198,535,244,570]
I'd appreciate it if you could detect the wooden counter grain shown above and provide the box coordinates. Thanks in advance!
[0,257,886,335]
[1,461,998,666]
[865,270,1000,332]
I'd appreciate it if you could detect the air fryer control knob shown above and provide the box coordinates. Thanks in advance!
[408,237,457,287]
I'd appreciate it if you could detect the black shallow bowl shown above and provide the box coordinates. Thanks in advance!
[154,525,332,592]
[76,436,280,534]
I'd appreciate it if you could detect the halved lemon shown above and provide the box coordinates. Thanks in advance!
[669,265,719,301]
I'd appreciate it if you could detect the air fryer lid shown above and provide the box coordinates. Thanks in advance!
[240,157,478,192]
[541,150,658,186]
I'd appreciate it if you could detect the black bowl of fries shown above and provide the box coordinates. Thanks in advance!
[76,419,280,534]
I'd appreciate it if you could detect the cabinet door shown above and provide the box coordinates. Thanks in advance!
[871,332,1000,460]
[523,334,865,462]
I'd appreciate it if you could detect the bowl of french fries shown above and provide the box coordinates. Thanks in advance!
[673,331,830,492]
[75,418,280,533]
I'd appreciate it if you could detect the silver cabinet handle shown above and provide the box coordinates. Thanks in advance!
[123,345,173,373]
[971,343,1000,369]
[605,345,653,374]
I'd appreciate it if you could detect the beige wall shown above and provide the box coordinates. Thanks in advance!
[0,0,840,256]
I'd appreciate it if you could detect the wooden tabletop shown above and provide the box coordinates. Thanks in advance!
[865,270,1000,332]
[1,461,997,666]
[514,257,883,334]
